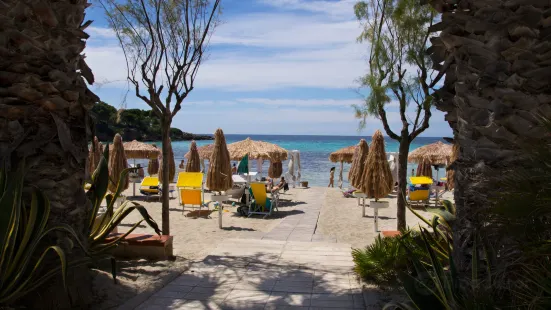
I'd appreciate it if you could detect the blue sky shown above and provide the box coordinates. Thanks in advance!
[84,0,452,137]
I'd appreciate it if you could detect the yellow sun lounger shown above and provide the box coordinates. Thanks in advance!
[139,177,160,201]
[249,182,279,218]
[176,172,209,213]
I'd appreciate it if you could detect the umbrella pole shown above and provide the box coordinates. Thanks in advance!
[133,159,136,197]
[338,161,343,189]
[246,155,251,206]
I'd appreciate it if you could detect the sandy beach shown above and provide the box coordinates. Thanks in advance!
[91,184,452,309]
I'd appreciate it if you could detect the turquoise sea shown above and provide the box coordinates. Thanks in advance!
[128,134,447,187]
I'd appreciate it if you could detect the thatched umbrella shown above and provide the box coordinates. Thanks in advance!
[158,139,176,183]
[121,140,160,159]
[207,129,233,192]
[108,134,129,193]
[416,157,433,178]
[227,138,288,162]
[268,161,283,179]
[446,143,459,190]
[329,145,356,164]
[329,145,357,189]
[88,136,103,176]
[185,144,214,160]
[361,130,393,200]
[408,141,452,165]
[147,144,160,175]
[186,140,201,172]
[348,139,369,189]
[185,143,213,173]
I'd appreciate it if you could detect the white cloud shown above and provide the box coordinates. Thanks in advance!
[86,26,116,39]
[211,13,360,48]
[260,0,357,20]
[235,98,362,107]
[85,0,368,92]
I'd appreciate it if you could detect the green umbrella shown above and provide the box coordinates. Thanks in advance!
[237,154,249,174]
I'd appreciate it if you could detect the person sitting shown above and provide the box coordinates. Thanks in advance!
[271,177,286,192]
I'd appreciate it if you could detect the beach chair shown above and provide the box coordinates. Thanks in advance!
[139,177,160,201]
[176,172,209,213]
[407,185,430,208]
[248,182,279,218]
[408,176,432,208]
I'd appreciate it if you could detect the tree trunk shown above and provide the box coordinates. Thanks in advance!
[161,119,171,235]
[396,138,410,231]
[427,0,551,276]
[0,0,98,308]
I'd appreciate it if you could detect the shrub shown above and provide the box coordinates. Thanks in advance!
[352,229,426,288]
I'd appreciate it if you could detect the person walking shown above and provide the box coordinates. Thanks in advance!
[328,167,335,187]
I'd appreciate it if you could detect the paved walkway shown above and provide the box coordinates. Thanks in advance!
[134,188,374,310]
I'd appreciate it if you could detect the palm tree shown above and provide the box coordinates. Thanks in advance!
[0,0,98,307]
[426,0,551,276]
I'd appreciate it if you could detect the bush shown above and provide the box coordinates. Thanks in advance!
[352,229,426,288]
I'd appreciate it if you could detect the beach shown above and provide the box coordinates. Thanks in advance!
[122,134,448,188]
[92,184,451,309]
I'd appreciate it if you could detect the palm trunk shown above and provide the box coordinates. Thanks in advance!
[1,0,98,307]
[161,120,171,235]
[428,0,551,277]
[396,139,410,230]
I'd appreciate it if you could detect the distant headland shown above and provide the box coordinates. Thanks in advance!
[91,102,213,142]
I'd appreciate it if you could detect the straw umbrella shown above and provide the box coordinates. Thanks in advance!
[416,157,433,178]
[329,145,357,163]
[446,143,459,190]
[186,140,201,172]
[108,133,129,193]
[227,138,288,162]
[88,136,103,176]
[362,131,393,198]
[362,130,393,232]
[185,143,214,160]
[148,144,160,175]
[268,161,283,179]
[348,140,369,189]
[207,129,233,192]
[185,143,213,173]
[158,139,176,183]
[408,141,452,165]
[207,129,233,229]
[329,145,357,189]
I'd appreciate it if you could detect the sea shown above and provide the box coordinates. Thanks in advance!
[126,134,447,187]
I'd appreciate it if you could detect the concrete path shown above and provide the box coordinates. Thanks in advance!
[134,187,375,310]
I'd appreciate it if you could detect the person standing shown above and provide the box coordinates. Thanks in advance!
[328,167,335,187]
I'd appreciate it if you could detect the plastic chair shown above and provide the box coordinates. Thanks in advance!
[248,182,279,218]
[176,172,208,213]
[139,177,160,201]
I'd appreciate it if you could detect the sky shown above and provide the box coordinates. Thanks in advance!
[84,0,452,137]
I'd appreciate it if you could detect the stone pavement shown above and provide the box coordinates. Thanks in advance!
[133,188,378,310]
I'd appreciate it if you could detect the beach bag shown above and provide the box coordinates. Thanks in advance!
[237,206,248,217]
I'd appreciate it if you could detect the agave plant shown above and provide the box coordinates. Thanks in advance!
[0,160,88,305]
[385,201,496,310]
[352,228,427,288]
[85,145,161,279]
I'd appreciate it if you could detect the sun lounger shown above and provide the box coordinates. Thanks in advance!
[248,182,279,218]
[176,172,209,213]
[139,177,160,201]
[407,185,430,208]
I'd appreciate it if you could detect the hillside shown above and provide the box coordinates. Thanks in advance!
[91,102,213,142]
